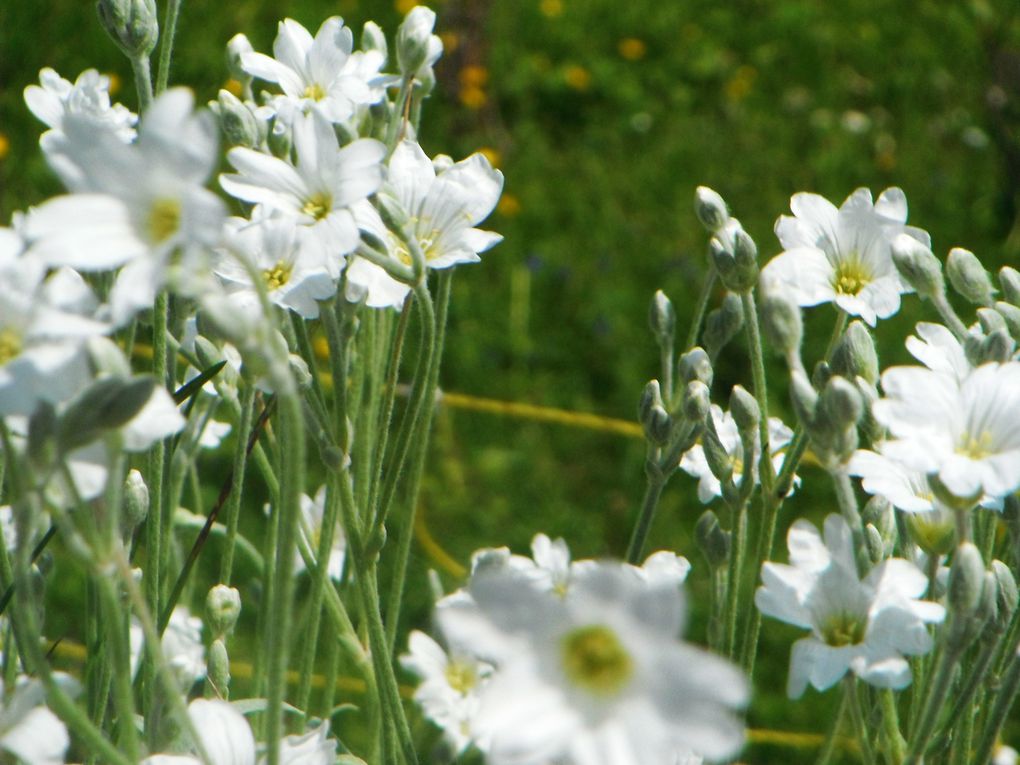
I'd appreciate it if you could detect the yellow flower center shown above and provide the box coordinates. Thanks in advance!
[302,192,332,221]
[819,612,866,647]
[561,624,633,695]
[147,198,182,244]
[444,660,478,694]
[303,83,326,101]
[832,256,871,296]
[262,260,294,291]
[0,327,23,366]
[957,430,994,460]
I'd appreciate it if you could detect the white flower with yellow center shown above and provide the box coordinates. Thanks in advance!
[345,139,503,308]
[240,17,391,125]
[760,187,930,326]
[437,560,748,764]
[872,360,1020,501]
[755,514,944,698]
[23,88,226,325]
[220,111,384,270]
[216,216,336,320]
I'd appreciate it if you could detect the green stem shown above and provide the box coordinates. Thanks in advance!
[724,499,749,660]
[815,686,849,765]
[130,54,153,110]
[154,0,183,94]
[847,678,877,765]
[685,268,718,350]
[880,688,906,764]
[832,470,867,574]
[741,291,775,498]
[97,575,140,761]
[904,645,965,765]
[220,383,257,585]
[973,649,1020,765]
[625,453,667,564]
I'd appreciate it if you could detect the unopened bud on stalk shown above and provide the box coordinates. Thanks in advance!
[214,90,259,148]
[865,524,885,565]
[267,116,292,159]
[831,321,879,386]
[729,228,759,293]
[58,376,156,453]
[638,380,672,445]
[999,266,1020,306]
[904,507,956,557]
[97,0,158,59]
[206,584,241,637]
[703,292,744,357]
[206,639,231,699]
[760,280,803,359]
[682,380,711,423]
[819,376,863,429]
[122,469,149,530]
[948,542,985,618]
[891,234,944,300]
[789,370,818,429]
[980,328,1015,364]
[695,510,730,569]
[694,186,729,232]
[862,495,896,552]
[977,307,1007,334]
[991,560,1018,629]
[288,353,313,390]
[994,301,1020,339]
[397,6,438,78]
[947,247,996,306]
[977,571,999,629]
[729,385,759,435]
[361,21,388,56]
[702,428,734,487]
[678,347,713,387]
[225,34,254,85]
[649,290,675,344]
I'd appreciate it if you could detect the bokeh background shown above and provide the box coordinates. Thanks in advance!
[2,0,1020,761]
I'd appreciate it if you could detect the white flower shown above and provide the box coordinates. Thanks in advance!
[24,88,226,325]
[216,216,336,319]
[24,67,137,144]
[0,676,73,765]
[296,485,346,581]
[904,321,972,382]
[438,560,749,764]
[130,606,205,684]
[220,111,385,270]
[240,17,391,124]
[345,139,503,308]
[142,699,256,765]
[755,514,944,698]
[396,6,444,79]
[872,361,1020,501]
[761,188,930,326]
[679,404,795,503]
[269,721,338,765]
[994,745,1018,765]
[0,248,109,416]
[401,629,494,755]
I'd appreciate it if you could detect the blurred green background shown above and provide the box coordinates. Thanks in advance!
[3,0,1020,761]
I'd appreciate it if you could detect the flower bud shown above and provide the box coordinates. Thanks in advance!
[638,380,672,444]
[831,321,879,386]
[948,542,985,618]
[977,571,999,630]
[682,380,711,423]
[892,234,944,300]
[361,21,388,56]
[865,523,885,565]
[946,247,996,306]
[729,228,759,293]
[27,400,57,473]
[397,6,438,78]
[903,507,956,557]
[729,385,759,435]
[998,266,1020,306]
[994,301,1020,339]
[122,469,149,530]
[206,584,241,637]
[57,375,156,453]
[267,115,292,159]
[703,292,744,358]
[980,328,1015,364]
[695,510,730,569]
[862,495,896,551]
[205,639,231,698]
[789,370,818,429]
[225,33,254,84]
[760,280,803,359]
[991,560,1018,629]
[977,307,1007,334]
[678,347,713,387]
[694,186,729,233]
[819,376,863,429]
[214,90,259,148]
[708,237,735,282]
[701,427,733,487]
[97,0,158,59]
[288,353,313,390]
[649,290,675,345]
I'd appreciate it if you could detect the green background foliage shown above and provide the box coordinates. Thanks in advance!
[2,0,1019,761]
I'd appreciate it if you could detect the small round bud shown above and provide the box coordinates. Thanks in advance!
[122,469,149,530]
[649,290,676,343]
[695,510,730,569]
[639,381,671,445]
[701,427,734,487]
[862,495,896,552]
[891,234,945,300]
[703,292,744,357]
[225,33,254,84]
[729,385,759,435]
[729,228,759,293]
[678,347,713,387]
[831,321,879,386]
[977,307,1007,334]
[206,584,241,637]
[97,0,158,59]
[994,301,1020,339]
[948,542,985,617]
[991,560,1018,627]
[682,380,711,423]
[819,376,863,429]
[998,266,1020,306]
[760,280,804,359]
[980,328,1015,363]
[361,21,388,56]
[946,247,996,306]
[694,186,729,232]
[215,90,259,148]
[708,237,735,282]
[865,523,885,565]
[397,6,439,78]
